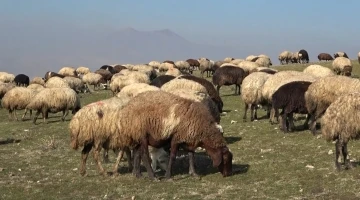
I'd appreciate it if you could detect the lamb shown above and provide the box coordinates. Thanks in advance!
[278,51,292,65]
[159,62,175,72]
[305,76,360,135]
[117,91,233,179]
[271,81,313,132]
[128,65,157,80]
[58,67,78,77]
[0,72,15,83]
[44,77,70,88]
[333,52,349,59]
[82,72,105,91]
[298,49,309,64]
[317,53,334,61]
[109,71,150,95]
[241,72,272,122]
[178,75,224,113]
[303,65,335,78]
[212,66,246,95]
[63,76,88,93]
[44,71,65,81]
[321,92,360,170]
[26,87,81,124]
[150,75,176,87]
[1,87,39,121]
[14,74,30,87]
[332,57,352,76]
[30,77,45,86]
[0,82,16,99]
[117,83,160,98]
[76,66,91,75]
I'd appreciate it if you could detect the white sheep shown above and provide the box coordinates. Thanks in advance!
[303,65,335,78]
[332,57,352,76]
[45,77,70,88]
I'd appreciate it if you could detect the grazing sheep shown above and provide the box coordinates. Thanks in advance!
[148,61,161,69]
[45,77,70,88]
[303,65,335,78]
[76,66,91,75]
[298,49,309,63]
[333,52,349,59]
[291,52,300,63]
[58,67,78,77]
[30,77,45,86]
[321,92,360,170]
[199,59,214,78]
[272,81,312,132]
[82,72,105,91]
[150,75,176,87]
[0,72,15,83]
[241,72,272,122]
[175,61,191,73]
[178,75,224,113]
[109,71,150,95]
[117,91,233,179]
[63,76,88,93]
[254,57,272,68]
[186,59,200,71]
[305,76,360,135]
[278,51,292,65]
[117,83,160,98]
[212,66,246,95]
[113,65,127,73]
[0,82,16,99]
[26,87,81,124]
[14,74,30,87]
[332,57,352,76]
[100,65,116,74]
[1,87,41,120]
[165,67,182,77]
[44,71,65,81]
[27,83,45,91]
[129,65,157,80]
[317,53,334,61]
[95,69,113,84]
[161,78,208,94]
[224,57,234,62]
[238,61,260,74]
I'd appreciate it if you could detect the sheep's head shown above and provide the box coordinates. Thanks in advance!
[205,145,233,177]
[343,66,352,77]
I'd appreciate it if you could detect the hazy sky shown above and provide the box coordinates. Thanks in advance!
[1,0,359,77]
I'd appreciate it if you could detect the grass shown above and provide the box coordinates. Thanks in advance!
[1,60,360,200]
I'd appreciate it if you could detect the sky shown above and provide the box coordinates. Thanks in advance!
[1,0,359,78]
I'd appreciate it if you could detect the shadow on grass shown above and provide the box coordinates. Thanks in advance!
[225,136,242,144]
[0,138,21,145]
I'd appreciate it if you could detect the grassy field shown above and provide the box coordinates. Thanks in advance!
[1,60,360,200]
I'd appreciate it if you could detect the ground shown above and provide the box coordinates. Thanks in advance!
[1,60,360,200]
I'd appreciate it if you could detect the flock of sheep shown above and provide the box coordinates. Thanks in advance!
[1,49,360,180]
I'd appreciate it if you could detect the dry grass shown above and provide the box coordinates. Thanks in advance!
[1,61,360,199]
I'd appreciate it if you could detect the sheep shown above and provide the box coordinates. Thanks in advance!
[271,81,313,132]
[278,51,292,65]
[165,67,182,77]
[69,96,133,176]
[0,72,15,83]
[186,59,200,71]
[161,78,208,94]
[159,62,175,72]
[82,72,105,91]
[224,57,234,62]
[332,57,352,76]
[0,82,16,99]
[116,91,233,179]
[148,61,161,69]
[26,87,81,124]
[129,65,157,80]
[254,57,272,68]
[109,71,150,95]
[95,69,113,84]
[212,66,246,95]
[58,67,78,77]
[261,71,316,124]
[14,74,30,87]
[230,59,244,65]
[178,75,224,113]
[238,61,260,74]
[44,71,65,82]
[298,49,309,63]
[1,87,39,121]
[150,75,176,88]
[76,66,91,75]
[163,60,175,64]
[317,53,334,61]
[245,55,257,61]
[100,65,116,74]
[358,52,360,64]
[199,59,214,78]
[30,77,45,86]
[321,92,360,170]
[27,83,45,91]
[305,76,360,135]
[249,67,278,74]
[212,60,226,72]
[291,52,300,63]
[117,83,160,98]
[241,72,272,122]
[113,65,127,73]
[63,76,88,93]
[175,61,191,73]
[303,64,335,78]
[45,77,70,88]
[333,52,349,59]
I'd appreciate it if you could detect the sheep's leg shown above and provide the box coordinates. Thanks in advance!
[281,111,288,133]
[250,104,257,121]
[269,107,275,124]
[303,114,311,129]
[216,85,221,96]
[266,104,271,118]
[80,143,93,176]
[335,140,342,171]
[165,142,179,180]
[288,113,295,132]
[309,114,317,135]
[124,147,133,172]
[112,149,124,176]
[13,110,19,121]
[139,140,156,180]
[33,110,41,124]
[243,103,249,122]
[188,151,199,177]
[343,143,352,170]
[274,108,279,123]
[103,149,110,163]
[93,142,106,176]
[8,110,13,121]
[132,146,142,178]
[22,109,29,121]
[61,110,69,121]
[254,105,258,120]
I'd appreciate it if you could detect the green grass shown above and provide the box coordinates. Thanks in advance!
[1,60,360,200]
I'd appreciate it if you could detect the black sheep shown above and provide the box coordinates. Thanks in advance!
[150,75,175,87]
[14,74,29,87]
[271,81,312,133]
[44,71,65,82]
[113,65,127,73]
[334,52,349,59]
[100,65,116,74]
[179,75,224,113]
[298,49,309,64]
[212,66,246,96]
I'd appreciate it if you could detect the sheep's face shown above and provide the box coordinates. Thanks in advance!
[207,146,233,177]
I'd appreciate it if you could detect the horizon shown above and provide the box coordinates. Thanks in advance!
[1,0,360,78]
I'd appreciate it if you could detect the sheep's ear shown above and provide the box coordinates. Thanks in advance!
[209,148,223,167]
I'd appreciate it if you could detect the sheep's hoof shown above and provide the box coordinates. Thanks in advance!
[243,119,247,122]
[80,171,86,176]
[164,178,174,182]
[133,172,142,178]
[335,163,341,171]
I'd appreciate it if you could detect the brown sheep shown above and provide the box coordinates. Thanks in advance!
[317,53,334,61]
[212,66,246,95]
